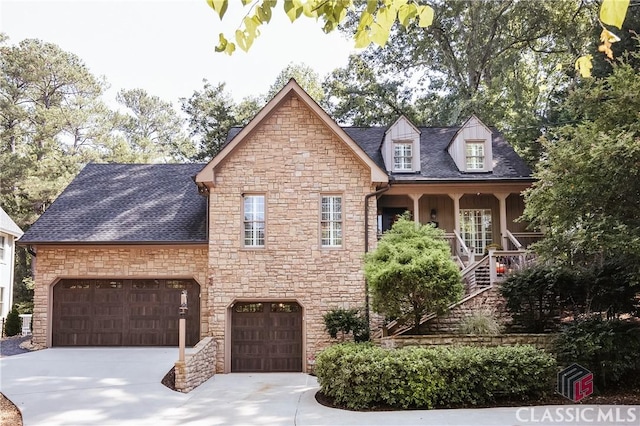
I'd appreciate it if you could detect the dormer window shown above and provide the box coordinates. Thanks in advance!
[465,140,485,170]
[393,142,413,171]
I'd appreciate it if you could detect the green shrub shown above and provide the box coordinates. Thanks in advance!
[4,305,21,337]
[555,319,640,390]
[499,264,573,332]
[457,309,503,335]
[323,307,369,342]
[315,343,556,410]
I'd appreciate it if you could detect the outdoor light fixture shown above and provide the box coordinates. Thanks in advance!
[430,209,437,220]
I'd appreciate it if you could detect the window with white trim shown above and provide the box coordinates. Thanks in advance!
[393,142,413,171]
[0,235,5,262]
[321,195,342,247]
[243,195,265,247]
[465,141,485,170]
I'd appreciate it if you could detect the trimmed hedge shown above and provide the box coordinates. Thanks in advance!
[315,343,556,410]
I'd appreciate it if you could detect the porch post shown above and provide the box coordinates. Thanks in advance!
[448,193,463,233]
[495,193,509,250]
[408,193,421,224]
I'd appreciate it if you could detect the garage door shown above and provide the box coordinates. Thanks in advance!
[231,301,302,372]
[52,279,200,346]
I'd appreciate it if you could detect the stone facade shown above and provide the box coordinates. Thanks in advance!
[31,245,208,346]
[206,95,377,372]
[419,286,512,334]
[379,334,557,353]
[174,337,217,393]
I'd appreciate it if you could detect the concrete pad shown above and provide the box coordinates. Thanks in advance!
[1,348,638,426]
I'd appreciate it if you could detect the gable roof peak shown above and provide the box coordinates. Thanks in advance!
[385,115,421,135]
[195,78,388,185]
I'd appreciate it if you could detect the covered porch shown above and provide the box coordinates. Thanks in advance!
[376,182,542,282]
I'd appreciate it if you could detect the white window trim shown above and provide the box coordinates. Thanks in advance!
[465,140,485,171]
[242,194,266,248]
[0,235,5,263]
[393,141,413,172]
[320,194,343,248]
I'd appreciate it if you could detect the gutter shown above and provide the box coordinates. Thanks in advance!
[363,183,391,329]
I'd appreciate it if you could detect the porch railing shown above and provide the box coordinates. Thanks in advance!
[505,231,544,250]
[489,249,537,283]
[445,231,473,267]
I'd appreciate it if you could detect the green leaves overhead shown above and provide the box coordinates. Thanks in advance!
[207,0,434,55]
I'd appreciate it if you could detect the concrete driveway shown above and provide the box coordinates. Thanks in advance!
[1,348,637,426]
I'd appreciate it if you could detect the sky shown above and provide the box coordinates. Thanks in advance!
[0,0,358,107]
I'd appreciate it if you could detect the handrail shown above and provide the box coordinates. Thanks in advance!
[505,230,522,250]
[453,229,472,266]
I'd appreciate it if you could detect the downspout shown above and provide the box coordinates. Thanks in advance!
[363,184,391,329]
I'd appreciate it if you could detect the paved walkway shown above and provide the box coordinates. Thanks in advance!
[1,348,638,426]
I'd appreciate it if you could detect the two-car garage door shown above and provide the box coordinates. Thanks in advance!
[52,279,200,346]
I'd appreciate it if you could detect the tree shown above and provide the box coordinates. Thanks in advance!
[181,81,241,161]
[0,37,110,227]
[207,0,435,55]
[116,88,195,163]
[364,216,463,330]
[322,54,421,126]
[3,305,21,337]
[182,63,322,160]
[522,52,640,283]
[266,63,324,103]
[343,0,597,163]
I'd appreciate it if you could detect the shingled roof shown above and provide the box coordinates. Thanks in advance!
[20,163,207,244]
[342,126,532,181]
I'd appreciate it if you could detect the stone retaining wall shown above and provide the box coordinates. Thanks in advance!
[378,334,557,353]
[175,337,217,393]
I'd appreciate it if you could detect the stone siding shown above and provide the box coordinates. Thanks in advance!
[419,286,512,334]
[31,245,208,346]
[207,94,377,372]
[175,337,216,393]
[379,334,557,352]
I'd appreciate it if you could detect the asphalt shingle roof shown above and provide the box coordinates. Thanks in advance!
[342,126,533,181]
[20,163,207,244]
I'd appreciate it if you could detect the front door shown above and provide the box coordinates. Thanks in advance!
[460,209,492,259]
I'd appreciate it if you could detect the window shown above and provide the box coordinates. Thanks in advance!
[466,141,485,170]
[0,235,4,262]
[0,287,4,317]
[460,209,492,255]
[393,142,413,171]
[244,194,265,247]
[321,195,342,247]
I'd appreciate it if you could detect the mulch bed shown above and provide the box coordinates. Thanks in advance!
[0,393,22,426]
[162,366,177,391]
[315,388,640,411]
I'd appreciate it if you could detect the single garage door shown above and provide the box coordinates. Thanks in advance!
[52,279,200,346]
[231,301,302,372]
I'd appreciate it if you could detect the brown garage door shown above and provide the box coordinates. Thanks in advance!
[231,301,302,372]
[52,279,200,346]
